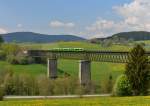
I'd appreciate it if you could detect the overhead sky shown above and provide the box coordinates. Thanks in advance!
[0,0,150,38]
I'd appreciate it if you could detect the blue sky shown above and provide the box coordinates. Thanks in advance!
[0,0,149,38]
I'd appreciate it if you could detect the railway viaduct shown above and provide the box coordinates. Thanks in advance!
[26,50,150,85]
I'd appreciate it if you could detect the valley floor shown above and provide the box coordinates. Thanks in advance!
[1,96,150,106]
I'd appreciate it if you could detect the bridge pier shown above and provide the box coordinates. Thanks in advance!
[79,60,91,85]
[47,59,57,79]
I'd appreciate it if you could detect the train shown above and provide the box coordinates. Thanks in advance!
[52,48,84,51]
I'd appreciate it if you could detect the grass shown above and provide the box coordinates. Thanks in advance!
[0,61,47,76]
[20,41,128,82]
[0,41,137,83]
[0,60,124,83]
[0,42,149,105]
[58,60,124,83]
[21,41,132,51]
[0,41,129,83]
[1,96,150,106]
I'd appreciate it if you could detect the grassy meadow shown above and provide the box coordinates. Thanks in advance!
[0,41,149,105]
[0,41,146,83]
[21,41,132,51]
[1,41,150,83]
[0,60,124,83]
[1,96,150,106]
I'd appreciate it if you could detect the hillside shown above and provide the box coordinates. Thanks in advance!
[90,31,150,43]
[0,32,85,43]
[111,31,150,41]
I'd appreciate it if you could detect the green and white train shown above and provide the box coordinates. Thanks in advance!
[52,48,84,51]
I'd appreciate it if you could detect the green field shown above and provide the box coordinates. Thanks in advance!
[1,96,150,106]
[21,41,150,51]
[0,60,124,83]
[21,41,132,51]
[22,41,128,82]
[0,41,150,105]
[0,41,144,82]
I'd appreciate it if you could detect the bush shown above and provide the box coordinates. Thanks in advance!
[6,55,18,64]
[0,51,6,60]
[0,36,4,44]
[101,75,113,93]
[3,73,15,95]
[3,72,39,96]
[27,57,35,64]
[6,54,34,65]
[37,75,54,96]
[113,75,132,96]
[0,86,4,101]
[76,81,99,95]
[1,69,104,96]
[17,56,29,65]
[53,78,77,95]
[34,57,47,64]
[106,75,113,93]
[1,43,20,56]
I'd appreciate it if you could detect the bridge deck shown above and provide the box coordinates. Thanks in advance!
[27,50,150,63]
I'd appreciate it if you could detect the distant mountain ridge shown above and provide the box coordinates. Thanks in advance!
[90,31,150,43]
[110,31,150,41]
[0,32,85,43]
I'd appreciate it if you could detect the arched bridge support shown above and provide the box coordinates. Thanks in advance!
[79,60,91,85]
[47,59,57,79]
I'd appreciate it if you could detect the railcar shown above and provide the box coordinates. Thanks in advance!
[52,48,84,51]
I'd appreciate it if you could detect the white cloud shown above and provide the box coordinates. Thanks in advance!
[85,0,150,38]
[17,24,23,28]
[0,28,7,34]
[85,19,116,38]
[115,0,150,31]
[45,0,150,38]
[86,19,114,32]
[50,20,75,28]
[115,0,150,18]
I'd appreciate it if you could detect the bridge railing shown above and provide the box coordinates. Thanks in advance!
[24,50,150,63]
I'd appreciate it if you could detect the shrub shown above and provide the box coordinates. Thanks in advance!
[17,56,29,65]
[34,57,46,64]
[0,36,4,44]
[52,77,79,95]
[0,51,6,60]
[21,74,39,95]
[106,75,113,93]
[1,43,20,56]
[6,54,34,65]
[3,73,15,95]
[37,75,54,96]
[76,82,98,95]
[3,72,39,96]
[113,74,132,96]
[101,75,113,93]
[27,57,35,64]
[6,55,18,64]
[0,86,4,101]
[76,85,85,96]
[1,70,105,96]
[14,74,39,96]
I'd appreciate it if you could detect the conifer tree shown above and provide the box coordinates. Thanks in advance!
[125,45,150,95]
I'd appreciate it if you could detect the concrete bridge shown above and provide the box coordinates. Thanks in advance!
[26,50,150,85]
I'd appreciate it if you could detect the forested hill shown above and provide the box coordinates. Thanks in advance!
[111,31,150,41]
[0,32,85,43]
[90,31,150,43]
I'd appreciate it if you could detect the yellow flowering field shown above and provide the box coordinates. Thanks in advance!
[0,96,149,106]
